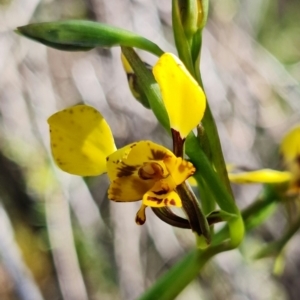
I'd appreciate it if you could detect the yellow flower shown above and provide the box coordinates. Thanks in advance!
[47,53,206,225]
[48,105,195,225]
[106,141,195,224]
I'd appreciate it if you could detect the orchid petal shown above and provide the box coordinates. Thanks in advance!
[48,105,116,176]
[153,53,206,138]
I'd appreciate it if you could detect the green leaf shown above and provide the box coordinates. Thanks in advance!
[16,20,164,56]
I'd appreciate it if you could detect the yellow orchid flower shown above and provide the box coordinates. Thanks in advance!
[48,105,195,225]
[106,141,195,224]
[47,53,207,226]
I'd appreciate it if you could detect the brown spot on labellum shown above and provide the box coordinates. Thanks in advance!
[108,187,122,198]
[178,160,186,172]
[135,215,146,225]
[153,189,168,196]
[170,199,176,206]
[150,149,166,160]
[117,164,138,177]
[147,196,163,205]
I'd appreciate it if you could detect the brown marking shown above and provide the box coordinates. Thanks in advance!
[117,163,138,177]
[130,143,137,148]
[170,199,176,206]
[164,199,168,205]
[178,162,186,173]
[153,189,168,196]
[52,143,57,148]
[150,149,166,160]
[69,109,73,114]
[147,196,163,205]
[135,215,146,225]
[106,157,109,161]
[108,187,122,198]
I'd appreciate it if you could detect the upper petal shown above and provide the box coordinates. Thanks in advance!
[153,53,206,138]
[48,105,116,176]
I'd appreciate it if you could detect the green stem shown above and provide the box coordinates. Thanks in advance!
[138,243,231,300]
[213,185,282,245]
[172,0,195,75]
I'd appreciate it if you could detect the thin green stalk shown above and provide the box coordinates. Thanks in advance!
[213,185,282,245]
[139,243,231,300]
[172,0,195,75]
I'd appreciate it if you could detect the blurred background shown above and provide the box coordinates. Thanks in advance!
[0,0,300,299]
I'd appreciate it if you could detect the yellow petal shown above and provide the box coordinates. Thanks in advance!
[48,105,116,176]
[280,125,300,163]
[135,204,147,225]
[228,169,292,184]
[108,176,155,202]
[121,53,133,73]
[153,53,206,138]
[142,181,182,208]
[106,140,173,181]
[163,156,195,185]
